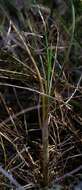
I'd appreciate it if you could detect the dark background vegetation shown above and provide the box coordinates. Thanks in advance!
[0,0,82,189]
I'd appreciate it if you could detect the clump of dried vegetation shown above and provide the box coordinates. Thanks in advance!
[0,0,82,189]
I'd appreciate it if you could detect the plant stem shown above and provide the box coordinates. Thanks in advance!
[42,96,49,186]
[12,22,49,187]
